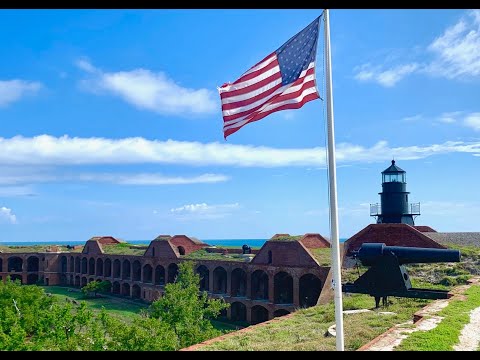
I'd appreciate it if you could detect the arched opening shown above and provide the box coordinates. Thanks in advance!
[230,302,247,322]
[274,309,290,318]
[81,258,87,274]
[122,260,131,280]
[0,258,2,272]
[69,275,73,285]
[231,268,247,297]
[75,257,80,273]
[299,274,322,307]
[143,264,153,283]
[177,246,185,255]
[10,274,23,283]
[104,258,112,277]
[268,251,273,264]
[27,273,39,285]
[112,281,120,294]
[60,274,67,285]
[122,283,131,296]
[88,258,95,275]
[27,256,39,272]
[81,277,87,287]
[70,256,74,272]
[196,265,209,291]
[113,259,121,278]
[96,258,103,276]
[251,305,269,325]
[213,266,227,294]
[59,256,67,273]
[274,271,293,304]
[75,275,80,287]
[8,257,23,272]
[167,263,178,283]
[103,280,112,293]
[251,270,268,300]
[154,265,165,285]
[132,284,141,299]
[132,260,141,281]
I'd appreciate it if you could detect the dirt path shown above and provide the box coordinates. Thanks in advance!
[453,306,480,351]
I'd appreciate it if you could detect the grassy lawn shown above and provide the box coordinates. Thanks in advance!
[396,284,480,351]
[0,245,82,253]
[198,294,429,351]
[101,243,147,256]
[183,249,250,262]
[41,286,147,322]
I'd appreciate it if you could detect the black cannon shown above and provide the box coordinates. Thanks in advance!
[242,244,252,255]
[342,243,461,307]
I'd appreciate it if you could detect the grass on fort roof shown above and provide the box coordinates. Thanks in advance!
[269,235,302,242]
[198,292,430,351]
[0,245,83,253]
[100,242,147,256]
[309,248,332,266]
[183,249,252,262]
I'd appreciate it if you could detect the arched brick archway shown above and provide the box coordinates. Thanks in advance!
[81,277,87,287]
[274,309,290,318]
[177,246,185,255]
[132,260,141,281]
[81,258,87,274]
[196,265,209,291]
[213,266,227,294]
[122,260,131,280]
[143,264,153,283]
[299,274,322,307]
[75,257,80,273]
[122,282,131,296]
[113,259,121,278]
[231,268,247,297]
[230,301,247,322]
[70,256,74,272]
[96,258,104,276]
[10,274,23,283]
[27,256,39,272]
[167,263,178,283]
[75,275,80,287]
[8,257,23,272]
[112,281,120,294]
[104,258,112,277]
[274,271,293,304]
[27,273,39,285]
[251,270,268,300]
[88,258,95,275]
[132,284,141,299]
[251,305,269,325]
[59,256,67,273]
[155,265,165,285]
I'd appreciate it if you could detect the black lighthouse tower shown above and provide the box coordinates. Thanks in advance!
[370,160,420,225]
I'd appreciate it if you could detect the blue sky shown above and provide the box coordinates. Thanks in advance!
[1,9,480,242]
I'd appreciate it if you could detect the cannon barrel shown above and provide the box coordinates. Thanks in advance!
[357,243,461,266]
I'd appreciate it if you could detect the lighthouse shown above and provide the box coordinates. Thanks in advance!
[370,160,420,225]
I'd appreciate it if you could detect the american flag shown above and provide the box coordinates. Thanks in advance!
[219,16,321,139]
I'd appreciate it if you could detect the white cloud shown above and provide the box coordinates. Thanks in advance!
[402,114,423,122]
[77,59,217,115]
[0,186,36,197]
[426,10,480,79]
[0,80,42,107]
[354,10,480,86]
[0,170,229,186]
[0,206,17,224]
[437,111,463,124]
[463,112,480,131]
[170,202,240,219]
[354,63,419,87]
[0,135,480,168]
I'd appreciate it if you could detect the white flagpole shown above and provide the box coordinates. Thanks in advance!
[323,8,345,351]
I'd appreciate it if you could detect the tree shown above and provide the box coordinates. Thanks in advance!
[149,261,229,349]
[81,281,111,298]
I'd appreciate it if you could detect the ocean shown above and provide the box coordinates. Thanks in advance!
[0,238,347,248]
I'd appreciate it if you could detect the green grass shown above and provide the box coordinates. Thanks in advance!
[309,248,332,266]
[41,285,147,322]
[396,284,480,351]
[270,235,302,242]
[0,245,82,253]
[101,243,147,256]
[198,294,429,351]
[183,249,251,262]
